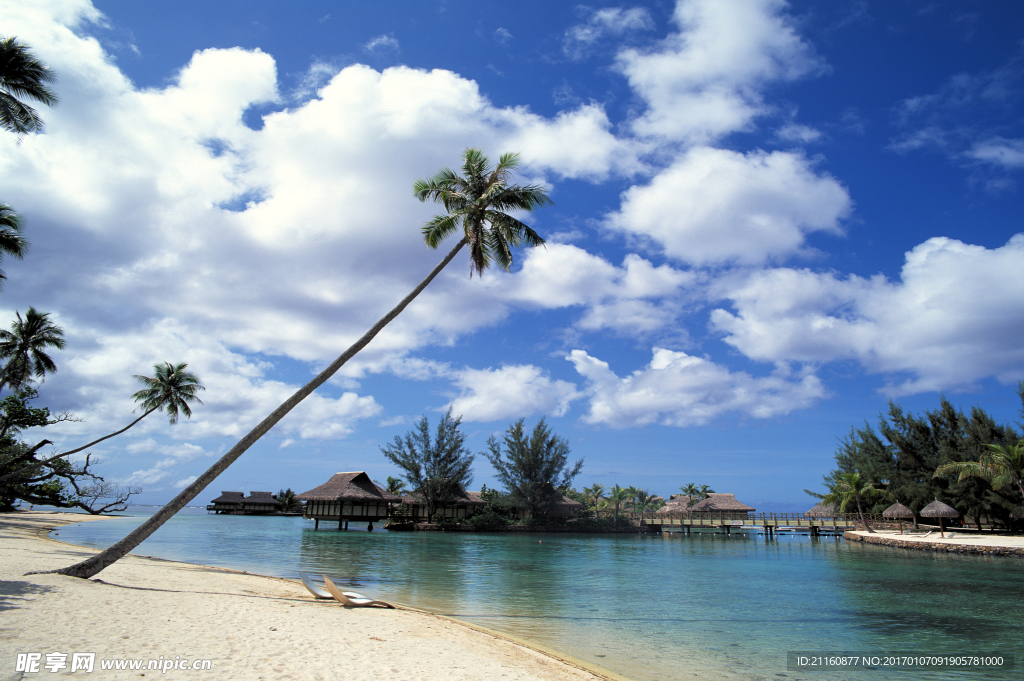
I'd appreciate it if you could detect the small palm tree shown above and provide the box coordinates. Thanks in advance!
[680,482,699,506]
[0,362,204,484]
[697,484,715,501]
[0,307,65,393]
[934,441,1024,501]
[276,488,299,512]
[607,484,629,518]
[385,475,406,496]
[48,149,550,579]
[0,37,58,135]
[0,204,27,289]
[624,485,641,513]
[814,471,887,533]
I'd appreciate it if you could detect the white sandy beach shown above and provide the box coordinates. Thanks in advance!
[846,529,1024,552]
[0,512,623,681]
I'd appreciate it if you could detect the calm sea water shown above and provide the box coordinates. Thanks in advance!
[50,507,1021,681]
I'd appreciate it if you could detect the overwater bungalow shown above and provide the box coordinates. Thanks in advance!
[687,493,755,519]
[207,491,245,514]
[656,494,696,515]
[240,491,281,515]
[393,490,583,522]
[396,490,485,521]
[297,471,401,530]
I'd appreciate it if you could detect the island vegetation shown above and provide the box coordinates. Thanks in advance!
[807,383,1024,532]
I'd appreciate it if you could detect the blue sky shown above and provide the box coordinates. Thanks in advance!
[3,0,1024,511]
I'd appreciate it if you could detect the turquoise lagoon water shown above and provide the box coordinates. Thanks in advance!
[52,507,1021,681]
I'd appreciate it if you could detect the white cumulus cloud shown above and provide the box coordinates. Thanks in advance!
[709,235,1024,395]
[445,365,582,422]
[567,348,825,427]
[605,147,851,265]
[617,0,824,143]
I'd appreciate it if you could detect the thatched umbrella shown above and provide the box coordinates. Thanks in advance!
[920,499,959,538]
[882,502,914,534]
[804,502,835,518]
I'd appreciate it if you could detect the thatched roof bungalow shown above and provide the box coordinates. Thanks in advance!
[241,491,281,515]
[656,494,695,515]
[399,490,485,521]
[207,491,245,514]
[688,493,755,519]
[297,472,401,529]
[539,495,584,519]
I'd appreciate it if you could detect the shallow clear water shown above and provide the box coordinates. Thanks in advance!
[52,508,1022,681]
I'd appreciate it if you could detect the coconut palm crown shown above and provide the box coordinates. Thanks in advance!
[132,362,205,424]
[0,37,58,135]
[415,148,551,277]
[0,307,65,392]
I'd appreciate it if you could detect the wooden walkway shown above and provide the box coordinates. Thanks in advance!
[635,512,874,537]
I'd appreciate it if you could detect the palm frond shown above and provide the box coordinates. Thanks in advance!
[132,361,205,424]
[421,214,461,249]
[0,37,58,135]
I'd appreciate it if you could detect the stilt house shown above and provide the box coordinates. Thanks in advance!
[656,494,696,515]
[297,472,401,530]
[687,493,755,519]
[207,491,245,514]
[240,491,281,514]
[398,490,485,521]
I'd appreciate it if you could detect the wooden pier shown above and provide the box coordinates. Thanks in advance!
[638,512,875,537]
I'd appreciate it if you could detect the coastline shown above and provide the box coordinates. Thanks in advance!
[1,512,630,681]
[844,529,1024,556]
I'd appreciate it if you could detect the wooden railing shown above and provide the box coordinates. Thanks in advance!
[589,511,882,526]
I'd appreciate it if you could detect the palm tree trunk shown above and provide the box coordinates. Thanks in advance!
[40,238,467,579]
[856,497,874,533]
[0,407,158,484]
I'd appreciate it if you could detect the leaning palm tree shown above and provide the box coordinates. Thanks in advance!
[0,307,65,393]
[0,204,28,289]
[0,36,58,135]
[0,362,204,484]
[934,441,1024,501]
[44,149,550,579]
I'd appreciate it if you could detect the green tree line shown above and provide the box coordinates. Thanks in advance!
[811,384,1024,530]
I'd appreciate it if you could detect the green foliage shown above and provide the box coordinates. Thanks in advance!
[384,475,406,495]
[816,387,1023,529]
[0,389,97,511]
[276,488,301,512]
[0,307,65,392]
[606,484,629,517]
[484,417,583,518]
[0,203,27,290]
[414,148,551,277]
[465,507,508,531]
[380,409,474,519]
[580,483,605,510]
[0,36,59,135]
[132,362,205,424]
